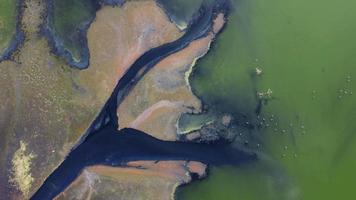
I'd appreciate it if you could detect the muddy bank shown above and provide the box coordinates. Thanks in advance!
[0,1,182,199]
[117,13,226,141]
[56,161,206,200]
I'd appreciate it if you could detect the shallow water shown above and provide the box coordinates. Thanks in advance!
[0,0,17,56]
[157,0,204,28]
[47,0,98,67]
[179,0,356,199]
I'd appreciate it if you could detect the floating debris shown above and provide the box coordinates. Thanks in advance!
[256,67,263,75]
[346,75,352,83]
[257,88,273,99]
[221,115,232,126]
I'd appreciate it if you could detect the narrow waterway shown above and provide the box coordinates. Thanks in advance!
[30,125,255,200]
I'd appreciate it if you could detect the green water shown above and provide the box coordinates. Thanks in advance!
[157,0,203,25]
[49,0,97,62]
[0,0,17,55]
[179,0,356,199]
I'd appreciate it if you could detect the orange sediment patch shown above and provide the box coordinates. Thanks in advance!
[186,161,207,178]
[90,161,197,182]
[56,161,207,200]
[213,13,225,34]
[77,1,182,105]
[129,100,182,128]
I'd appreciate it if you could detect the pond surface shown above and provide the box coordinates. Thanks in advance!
[0,0,18,58]
[179,0,356,199]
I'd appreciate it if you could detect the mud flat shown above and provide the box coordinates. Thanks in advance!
[117,13,226,141]
[32,126,255,200]
[0,1,181,199]
[56,162,206,200]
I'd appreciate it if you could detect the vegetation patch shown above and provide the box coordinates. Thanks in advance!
[10,141,36,198]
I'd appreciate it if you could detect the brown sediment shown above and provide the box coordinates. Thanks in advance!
[77,1,182,105]
[129,100,182,128]
[127,100,188,141]
[0,0,182,198]
[117,13,226,141]
[186,161,207,178]
[54,170,97,200]
[56,161,206,200]
[212,13,225,34]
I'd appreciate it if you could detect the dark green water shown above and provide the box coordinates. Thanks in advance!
[0,0,17,55]
[48,0,97,64]
[157,0,204,29]
[179,0,356,199]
